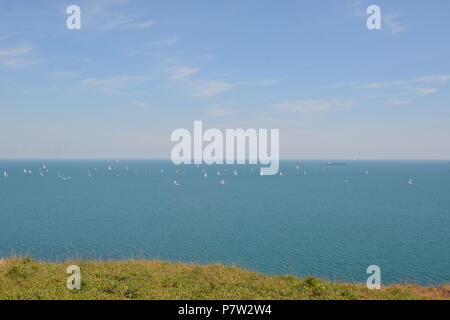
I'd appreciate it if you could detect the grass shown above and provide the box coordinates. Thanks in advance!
[0,256,449,300]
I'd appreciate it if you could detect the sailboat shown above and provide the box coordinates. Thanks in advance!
[279,171,283,176]
[204,172,208,178]
[3,170,7,178]
[408,178,414,185]
[218,177,225,185]
[233,169,238,176]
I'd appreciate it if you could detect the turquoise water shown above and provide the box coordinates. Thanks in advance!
[0,160,449,285]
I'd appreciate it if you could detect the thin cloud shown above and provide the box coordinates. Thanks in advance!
[1,58,42,68]
[330,74,449,106]
[167,67,199,80]
[130,101,150,108]
[0,45,33,56]
[386,99,412,106]
[349,0,366,18]
[191,79,278,97]
[128,37,177,56]
[102,16,153,30]
[0,45,42,68]
[413,87,438,96]
[205,103,237,118]
[274,99,353,113]
[53,69,87,79]
[131,20,154,29]
[83,0,153,31]
[81,75,151,93]
[331,81,361,88]
[364,75,450,89]
[334,75,450,97]
[152,36,177,47]
[384,14,406,34]
[192,81,233,97]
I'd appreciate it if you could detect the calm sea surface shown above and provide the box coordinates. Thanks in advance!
[0,160,449,285]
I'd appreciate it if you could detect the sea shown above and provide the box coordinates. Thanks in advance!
[0,160,449,285]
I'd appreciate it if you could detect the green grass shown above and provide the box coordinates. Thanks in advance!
[0,257,449,300]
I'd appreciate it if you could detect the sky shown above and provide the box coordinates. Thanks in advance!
[0,0,449,159]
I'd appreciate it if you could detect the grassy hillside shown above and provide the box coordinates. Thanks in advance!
[0,257,448,300]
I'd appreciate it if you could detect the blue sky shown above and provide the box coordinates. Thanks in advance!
[0,0,449,159]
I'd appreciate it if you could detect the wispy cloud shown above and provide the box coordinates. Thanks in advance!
[364,75,450,94]
[333,74,450,96]
[128,36,177,56]
[330,74,449,107]
[101,16,153,30]
[53,69,87,79]
[205,103,237,118]
[81,75,151,93]
[152,36,177,47]
[131,20,154,29]
[0,44,42,68]
[273,99,353,113]
[412,87,438,96]
[386,98,412,106]
[167,67,199,80]
[83,0,153,31]
[130,101,150,108]
[331,81,361,88]
[191,79,278,97]
[349,0,366,18]
[191,81,233,97]
[384,14,406,34]
[1,58,41,68]
[0,45,33,56]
